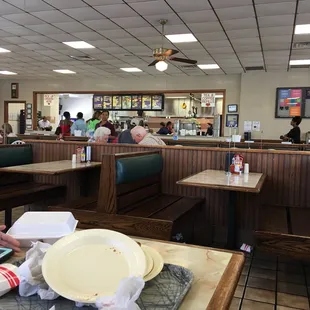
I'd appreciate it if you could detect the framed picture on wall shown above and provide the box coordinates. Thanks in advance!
[152,95,164,110]
[227,104,238,113]
[226,114,239,127]
[132,95,142,109]
[122,95,132,109]
[275,87,303,118]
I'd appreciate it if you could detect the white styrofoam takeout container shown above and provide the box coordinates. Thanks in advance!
[7,212,78,247]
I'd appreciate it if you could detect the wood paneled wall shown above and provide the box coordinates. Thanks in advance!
[26,140,310,243]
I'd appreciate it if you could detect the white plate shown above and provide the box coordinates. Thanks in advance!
[42,229,146,303]
[142,245,153,277]
[141,245,164,282]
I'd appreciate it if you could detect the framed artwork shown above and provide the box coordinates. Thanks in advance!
[93,95,103,110]
[152,95,163,110]
[226,114,239,127]
[227,104,238,113]
[112,96,122,109]
[275,88,302,118]
[103,95,112,109]
[142,95,152,109]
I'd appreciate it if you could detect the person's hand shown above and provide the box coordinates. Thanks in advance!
[0,225,21,252]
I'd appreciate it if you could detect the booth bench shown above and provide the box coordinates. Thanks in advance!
[51,150,204,242]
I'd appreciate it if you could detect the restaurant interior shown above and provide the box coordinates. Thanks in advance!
[0,1,310,309]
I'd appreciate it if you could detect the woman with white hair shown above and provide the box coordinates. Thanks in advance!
[93,126,111,143]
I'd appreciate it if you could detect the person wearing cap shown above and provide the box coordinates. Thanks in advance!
[131,126,166,146]
[0,225,20,252]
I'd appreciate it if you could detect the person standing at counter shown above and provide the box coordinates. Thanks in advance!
[87,111,101,131]
[131,126,166,146]
[280,116,302,144]
[59,111,73,136]
[71,112,87,136]
[95,109,116,138]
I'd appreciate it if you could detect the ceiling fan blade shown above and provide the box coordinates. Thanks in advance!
[163,49,179,56]
[148,60,159,66]
[170,57,197,65]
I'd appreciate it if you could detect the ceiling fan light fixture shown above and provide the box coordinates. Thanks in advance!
[156,61,168,71]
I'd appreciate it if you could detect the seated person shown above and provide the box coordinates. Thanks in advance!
[71,112,87,136]
[93,126,111,143]
[157,121,173,135]
[118,121,136,144]
[0,225,20,252]
[280,116,302,144]
[131,126,166,146]
[38,116,52,131]
[0,123,17,143]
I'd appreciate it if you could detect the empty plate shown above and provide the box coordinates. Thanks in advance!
[141,245,164,282]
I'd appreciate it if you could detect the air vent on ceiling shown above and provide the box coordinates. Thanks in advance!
[245,66,264,71]
[69,55,96,61]
[290,65,310,69]
[293,42,310,49]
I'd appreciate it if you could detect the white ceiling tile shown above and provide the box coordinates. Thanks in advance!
[187,22,222,33]
[36,49,63,56]
[207,46,235,54]
[127,27,158,37]
[238,51,263,58]
[260,26,293,37]
[222,18,256,30]
[114,38,143,46]
[40,42,66,49]
[19,43,48,50]
[294,34,310,43]
[82,19,118,30]
[84,0,123,5]
[44,0,87,9]
[111,16,149,28]
[264,50,290,57]
[296,13,310,24]
[165,0,211,12]
[178,10,217,23]
[0,1,23,15]
[5,0,54,12]
[46,33,78,42]
[234,45,261,52]
[226,28,259,39]
[2,13,43,25]
[211,0,252,9]
[255,2,296,17]
[88,40,118,48]
[99,29,132,39]
[27,24,65,35]
[201,40,231,48]
[291,49,310,56]
[216,6,254,20]
[62,7,104,21]
[195,32,227,41]
[0,30,14,37]
[33,10,74,23]
[94,4,138,18]
[1,36,31,44]
[146,13,182,27]
[3,27,37,36]
[259,15,294,28]
[130,1,173,15]
[263,43,291,50]
[52,22,90,33]
[262,35,291,44]
[0,17,20,28]
[230,37,260,45]
[22,35,56,43]
[72,31,103,41]
[298,0,310,13]
[101,47,128,54]
[157,24,189,34]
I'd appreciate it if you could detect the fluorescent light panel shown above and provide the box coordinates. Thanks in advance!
[120,68,142,72]
[53,69,76,74]
[290,59,310,65]
[165,33,197,43]
[295,24,310,34]
[63,41,95,49]
[198,64,220,69]
[0,48,11,53]
[0,71,17,75]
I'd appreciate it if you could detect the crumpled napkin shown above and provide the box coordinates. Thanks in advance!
[18,241,59,300]
[76,277,145,310]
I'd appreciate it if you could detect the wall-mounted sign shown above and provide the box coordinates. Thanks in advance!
[93,94,165,111]
[44,94,59,106]
[226,114,239,127]
[201,93,215,107]
[276,88,303,118]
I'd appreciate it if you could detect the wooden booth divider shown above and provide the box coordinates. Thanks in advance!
[25,140,310,246]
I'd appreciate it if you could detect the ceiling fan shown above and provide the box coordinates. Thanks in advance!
[126,19,197,72]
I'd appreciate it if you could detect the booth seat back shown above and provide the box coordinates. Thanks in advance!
[0,145,33,168]
[116,154,163,185]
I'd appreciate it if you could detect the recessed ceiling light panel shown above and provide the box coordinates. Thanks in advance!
[165,33,197,43]
[0,71,17,75]
[0,48,11,53]
[53,69,76,74]
[120,68,142,72]
[63,41,95,49]
[290,59,310,65]
[198,64,220,69]
[295,24,310,35]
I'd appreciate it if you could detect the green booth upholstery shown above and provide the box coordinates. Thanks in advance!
[116,154,163,185]
[0,145,33,168]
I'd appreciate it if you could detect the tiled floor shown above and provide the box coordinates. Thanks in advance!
[231,249,310,310]
[1,209,310,309]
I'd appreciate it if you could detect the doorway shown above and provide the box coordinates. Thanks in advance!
[4,101,26,134]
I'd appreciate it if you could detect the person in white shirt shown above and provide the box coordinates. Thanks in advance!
[38,116,52,130]
[131,126,166,146]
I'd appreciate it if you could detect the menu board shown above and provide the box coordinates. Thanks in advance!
[103,95,112,109]
[122,95,132,109]
[152,95,163,110]
[93,95,103,110]
[132,95,142,110]
[276,88,302,118]
[142,95,152,109]
[112,96,122,109]
[93,94,164,111]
